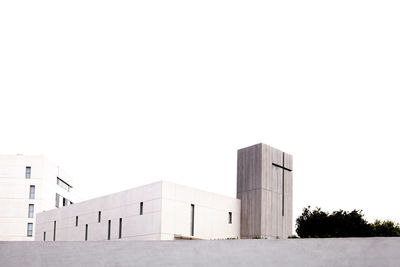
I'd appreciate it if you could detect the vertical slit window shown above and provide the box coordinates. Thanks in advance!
[282,172,285,217]
[29,185,35,199]
[43,232,46,241]
[98,211,101,223]
[119,218,122,239]
[85,224,88,241]
[190,204,195,236]
[28,204,34,218]
[108,220,111,240]
[228,212,232,224]
[53,221,56,241]
[140,202,143,215]
[75,216,78,227]
[25,166,31,179]
[27,223,33,237]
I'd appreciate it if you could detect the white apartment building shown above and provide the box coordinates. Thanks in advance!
[0,155,77,241]
[35,181,241,241]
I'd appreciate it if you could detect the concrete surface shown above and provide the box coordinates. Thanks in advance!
[1,237,400,267]
[35,181,240,241]
[237,143,293,239]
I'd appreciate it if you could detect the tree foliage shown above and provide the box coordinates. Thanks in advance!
[371,220,400,237]
[296,206,400,238]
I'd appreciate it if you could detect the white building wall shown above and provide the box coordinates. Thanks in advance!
[0,155,77,241]
[35,182,163,241]
[35,181,241,241]
[161,182,241,240]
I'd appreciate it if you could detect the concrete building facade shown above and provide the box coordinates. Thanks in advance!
[33,142,292,241]
[237,143,293,239]
[0,155,77,241]
[35,181,241,241]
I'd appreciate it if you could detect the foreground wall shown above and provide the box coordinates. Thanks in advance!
[1,238,399,267]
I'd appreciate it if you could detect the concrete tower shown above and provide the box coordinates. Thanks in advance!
[237,143,293,239]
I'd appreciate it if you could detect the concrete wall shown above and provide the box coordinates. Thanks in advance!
[0,155,77,241]
[237,144,293,239]
[161,181,240,240]
[35,182,164,241]
[35,181,240,241]
[1,238,399,267]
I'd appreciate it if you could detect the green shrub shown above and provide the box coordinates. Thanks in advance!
[296,206,400,238]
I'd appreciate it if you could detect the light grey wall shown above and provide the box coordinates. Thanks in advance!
[35,181,164,241]
[237,143,293,239]
[35,181,240,241]
[1,238,399,267]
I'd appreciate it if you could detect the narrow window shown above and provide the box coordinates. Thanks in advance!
[190,204,195,236]
[119,218,122,239]
[108,220,111,240]
[140,202,143,215]
[228,212,232,224]
[98,211,101,223]
[43,232,46,241]
[28,204,34,218]
[25,166,31,179]
[55,193,60,208]
[75,216,78,227]
[53,221,56,241]
[29,185,35,199]
[282,173,285,216]
[63,197,67,207]
[27,223,33,237]
[85,224,88,241]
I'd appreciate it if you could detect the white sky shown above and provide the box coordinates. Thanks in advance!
[1,0,399,225]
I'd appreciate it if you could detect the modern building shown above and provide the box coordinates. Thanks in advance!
[237,143,293,239]
[0,155,77,241]
[34,143,292,241]
[35,181,241,241]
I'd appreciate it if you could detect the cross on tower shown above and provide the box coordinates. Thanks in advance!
[272,153,292,216]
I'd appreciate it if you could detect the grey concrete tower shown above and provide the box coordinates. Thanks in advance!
[237,143,293,239]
